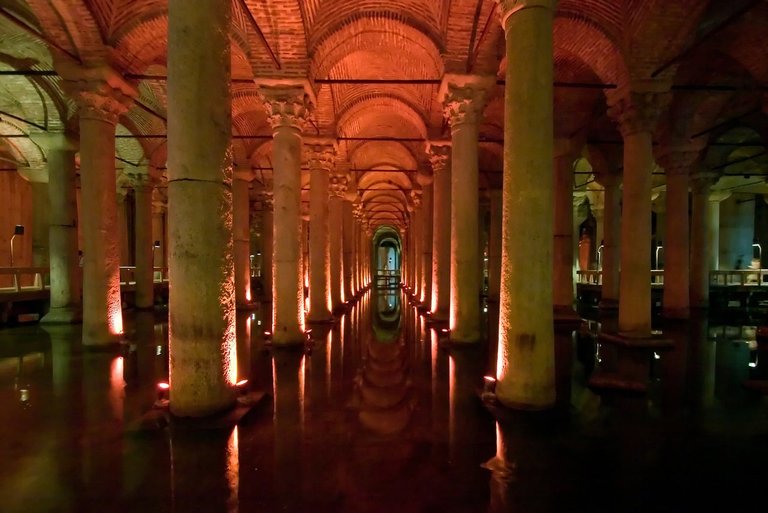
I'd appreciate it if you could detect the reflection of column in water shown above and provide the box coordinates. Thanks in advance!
[658,323,689,415]
[169,426,234,513]
[688,317,716,412]
[326,328,333,398]
[715,332,750,401]
[447,348,486,469]
[272,350,305,508]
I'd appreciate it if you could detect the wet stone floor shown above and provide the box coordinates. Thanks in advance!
[1,290,767,513]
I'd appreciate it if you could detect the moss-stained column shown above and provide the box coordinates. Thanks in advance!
[306,139,336,322]
[167,0,236,416]
[342,195,355,299]
[329,168,349,306]
[427,142,451,319]
[38,134,81,323]
[129,172,156,310]
[439,74,492,343]
[659,149,699,318]
[258,81,314,344]
[690,174,720,309]
[608,87,669,337]
[594,172,621,308]
[494,0,555,408]
[58,64,136,347]
[487,184,502,302]
[233,167,253,308]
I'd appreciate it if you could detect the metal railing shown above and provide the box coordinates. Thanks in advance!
[375,268,400,288]
[0,267,49,293]
[710,269,768,286]
[576,269,665,285]
[119,266,170,285]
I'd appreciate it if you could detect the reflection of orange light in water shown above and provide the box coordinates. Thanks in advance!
[109,308,124,336]
[245,289,251,302]
[299,355,306,427]
[326,330,332,397]
[225,319,237,386]
[448,354,455,447]
[226,426,239,512]
[110,356,124,422]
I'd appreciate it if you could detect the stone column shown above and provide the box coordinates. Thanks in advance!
[410,186,423,297]
[495,0,555,408]
[342,197,355,299]
[427,142,452,319]
[659,149,698,319]
[419,170,434,305]
[17,167,50,268]
[58,64,136,346]
[553,139,579,316]
[488,186,502,302]
[306,139,335,322]
[38,134,81,323]
[709,191,730,272]
[690,173,718,309]
[595,172,621,308]
[233,167,253,308]
[129,172,155,310]
[329,169,348,306]
[258,81,313,344]
[259,191,274,302]
[439,74,492,343]
[151,197,166,279]
[608,88,669,337]
[166,0,236,416]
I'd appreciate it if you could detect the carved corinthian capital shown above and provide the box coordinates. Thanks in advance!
[256,79,315,132]
[438,74,494,127]
[57,64,137,124]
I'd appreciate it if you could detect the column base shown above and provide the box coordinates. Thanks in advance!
[307,314,334,325]
[41,306,82,324]
[553,306,581,330]
[599,331,673,349]
[82,333,123,350]
[236,302,258,311]
[598,298,619,311]
[662,306,690,319]
[588,331,673,393]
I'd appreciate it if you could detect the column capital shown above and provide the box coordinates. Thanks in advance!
[234,166,255,181]
[709,190,732,202]
[329,170,350,198]
[17,166,48,183]
[594,171,622,188]
[255,79,315,132]
[657,147,701,177]
[426,140,451,172]
[57,63,137,124]
[416,168,433,186]
[30,132,78,153]
[438,74,494,127]
[304,138,337,172]
[258,190,274,210]
[554,136,583,160]
[607,89,671,137]
[494,0,555,27]
[690,172,718,194]
[126,171,158,190]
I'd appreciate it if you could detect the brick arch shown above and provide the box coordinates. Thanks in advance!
[551,15,630,89]
[338,96,428,139]
[310,13,443,80]
[351,141,418,173]
[0,120,44,167]
[26,0,107,62]
[553,50,605,137]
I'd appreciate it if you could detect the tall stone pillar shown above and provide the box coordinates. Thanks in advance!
[553,139,579,316]
[130,172,155,310]
[410,186,423,297]
[17,167,49,268]
[708,191,730,272]
[439,74,492,343]
[608,88,669,337]
[233,167,253,308]
[488,186,502,302]
[690,173,718,309]
[38,134,81,323]
[495,0,555,408]
[167,0,236,416]
[342,198,355,299]
[58,64,136,346]
[329,169,348,307]
[259,191,274,301]
[419,170,434,305]
[659,149,698,318]
[306,139,335,322]
[151,197,166,278]
[427,142,451,319]
[595,172,621,308]
[258,81,313,344]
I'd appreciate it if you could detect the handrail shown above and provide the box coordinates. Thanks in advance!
[710,268,768,286]
[0,266,49,293]
[576,269,665,285]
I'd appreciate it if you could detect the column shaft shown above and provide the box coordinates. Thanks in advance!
[343,201,354,299]
[600,176,621,306]
[495,2,555,408]
[429,146,451,319]
[261,198,274,302]
[488,188,502,301]
[553,154,575,312]
[308,166,331,321]
[329,196,343,307]
[690,179,714,308]
[42,145,81,323]
[663,172,690,318]
[233,175,252,307]
[133,181,154,309]
[168,0,236,416]
[420,183,433,304]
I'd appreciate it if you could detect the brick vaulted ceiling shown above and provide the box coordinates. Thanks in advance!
[2,0,768,228]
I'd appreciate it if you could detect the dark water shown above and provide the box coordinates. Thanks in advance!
[0,292,766,512]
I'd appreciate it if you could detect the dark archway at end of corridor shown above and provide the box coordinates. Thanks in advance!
[372,226,402,290]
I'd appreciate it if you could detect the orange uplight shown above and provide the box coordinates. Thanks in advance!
[157,382,170,390]
[236,379,248,387]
